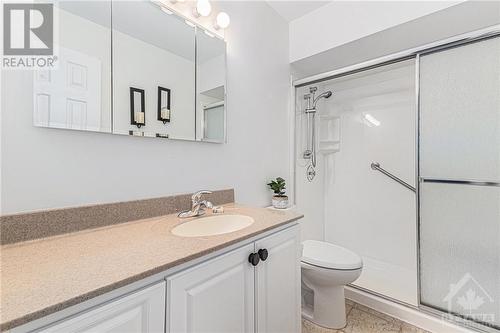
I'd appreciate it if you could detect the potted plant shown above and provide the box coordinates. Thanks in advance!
[267,177,289,209]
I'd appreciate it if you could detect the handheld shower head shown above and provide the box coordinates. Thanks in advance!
[302,87,333,177]
[313,90,333,107]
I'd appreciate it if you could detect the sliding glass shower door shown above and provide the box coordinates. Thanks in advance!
[419,36,500,329]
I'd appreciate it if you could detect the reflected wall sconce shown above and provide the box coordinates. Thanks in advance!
[157,86,171,124]
[130,87,145,128]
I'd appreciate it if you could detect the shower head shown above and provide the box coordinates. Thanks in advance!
[323,91,333,98]
[312,90,333,107]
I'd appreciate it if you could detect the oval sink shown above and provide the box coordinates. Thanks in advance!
[171,214,254,237]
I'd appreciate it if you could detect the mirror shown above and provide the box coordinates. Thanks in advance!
[29,0,226,143]
[196,29,226,142]
[112,0,196,140]
[33,1,112,133]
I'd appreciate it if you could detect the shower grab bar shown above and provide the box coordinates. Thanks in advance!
[371,162,416,192]
[420,178,500,187]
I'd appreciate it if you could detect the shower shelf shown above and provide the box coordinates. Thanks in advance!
[319,115,341,154]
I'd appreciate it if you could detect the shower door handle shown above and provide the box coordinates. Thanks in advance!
[420,178,500,187]
[371,162,416,192]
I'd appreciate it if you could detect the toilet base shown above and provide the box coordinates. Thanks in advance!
[307,285,347,329]
[300,241,363,330]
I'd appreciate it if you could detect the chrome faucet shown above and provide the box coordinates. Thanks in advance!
[178,190,214,218]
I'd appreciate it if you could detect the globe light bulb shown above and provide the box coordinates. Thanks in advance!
[196,0,211,17]
[215,12,230,29]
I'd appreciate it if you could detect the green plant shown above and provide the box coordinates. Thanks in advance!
[267,177,286,197]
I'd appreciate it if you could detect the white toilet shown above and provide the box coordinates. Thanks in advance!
[301,240,363,329]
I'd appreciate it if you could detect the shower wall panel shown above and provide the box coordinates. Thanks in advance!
[322,60,418,305]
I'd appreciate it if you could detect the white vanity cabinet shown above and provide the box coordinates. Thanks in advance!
[25,225,300,333]
[166,225,301,333]
[255,227,301,333]
[39,282,166,333]
[167,243,256,332]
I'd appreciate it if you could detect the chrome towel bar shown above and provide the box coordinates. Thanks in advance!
[420,178,500,187]
[370,162,416,192]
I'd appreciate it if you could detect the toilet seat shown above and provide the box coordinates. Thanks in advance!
[302,240,362,270]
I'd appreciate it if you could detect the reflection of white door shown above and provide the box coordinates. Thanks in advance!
[203,101,224,141]
[33,46,101,131]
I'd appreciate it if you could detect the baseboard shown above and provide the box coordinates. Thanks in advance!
[345,286,475,333]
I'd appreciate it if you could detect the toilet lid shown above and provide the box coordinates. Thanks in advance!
[302,240,363,270]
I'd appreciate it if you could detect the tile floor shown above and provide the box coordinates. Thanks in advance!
[302,300,430,333]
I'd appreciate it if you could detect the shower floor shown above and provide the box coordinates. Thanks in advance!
[302,300,430,333]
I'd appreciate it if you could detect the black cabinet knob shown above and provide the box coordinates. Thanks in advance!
[248,253,260,266]
[258,249,269,261]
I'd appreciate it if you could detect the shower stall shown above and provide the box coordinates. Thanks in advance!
[293,29,500,332]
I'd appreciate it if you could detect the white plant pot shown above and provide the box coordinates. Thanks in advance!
[272,195,289,209]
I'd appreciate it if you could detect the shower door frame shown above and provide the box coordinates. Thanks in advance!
[415,34,500,333]
[291,25,500,333]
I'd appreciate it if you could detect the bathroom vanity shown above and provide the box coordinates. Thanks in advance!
[1,204,303,333]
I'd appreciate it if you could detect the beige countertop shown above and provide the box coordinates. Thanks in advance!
[0,204,303,331]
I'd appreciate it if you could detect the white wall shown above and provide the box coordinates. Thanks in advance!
[289,1,462,62]
[0,1,290,214]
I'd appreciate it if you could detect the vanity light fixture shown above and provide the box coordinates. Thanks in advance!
[214,12,230,29]
[153,0,226,38]
[194,0,211,17]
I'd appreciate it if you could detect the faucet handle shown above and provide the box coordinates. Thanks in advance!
[191,190,212,203]
[201,200,213,209]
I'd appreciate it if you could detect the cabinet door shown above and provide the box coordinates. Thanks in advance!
[40,282,165,333]
[255,225,301,333]
[166,243,255,333]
